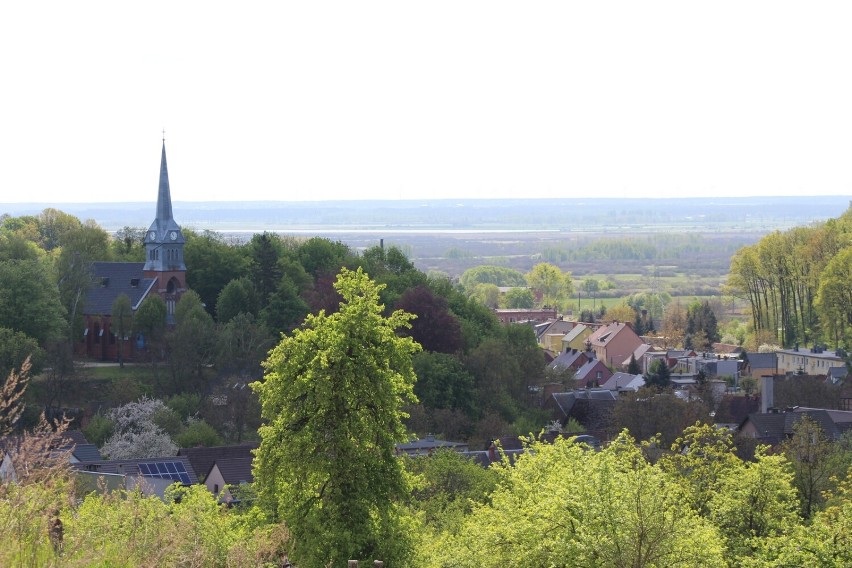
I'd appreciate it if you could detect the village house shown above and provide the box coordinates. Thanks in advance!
[587,321,644,368]
[775,345,846,377]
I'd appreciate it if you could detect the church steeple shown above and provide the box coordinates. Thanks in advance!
[156,141,174,223]
[144,140,186,273]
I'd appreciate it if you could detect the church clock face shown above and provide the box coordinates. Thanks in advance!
[149,231,156,241]
[170,231,178,241]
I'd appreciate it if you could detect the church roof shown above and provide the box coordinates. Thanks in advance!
[85,262,156,315]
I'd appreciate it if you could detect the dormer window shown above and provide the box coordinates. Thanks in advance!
[130,278,140,288]
[101,277,109,287]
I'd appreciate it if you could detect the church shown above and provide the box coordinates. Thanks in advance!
[77,142,187,360]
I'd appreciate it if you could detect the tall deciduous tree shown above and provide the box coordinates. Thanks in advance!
[0,328,44,379]
[252,268,420,566]
[581,277,600,311]
[133,295,167,365]
[111,294,133,369]
[215,277,260,323]
[459,265,526,291]
[396,285,462,354]
[0,259,66,344]
[426,433,725,567]
[816,247,852,348]
[502,287,534,309]
[168,291,216,388]
[525,262,573,310]
[782,416,835,519]
[101,398,178,459]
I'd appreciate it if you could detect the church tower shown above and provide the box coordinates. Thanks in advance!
[143,140,187,319]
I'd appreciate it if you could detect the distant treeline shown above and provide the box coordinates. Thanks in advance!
[3,196,847,233]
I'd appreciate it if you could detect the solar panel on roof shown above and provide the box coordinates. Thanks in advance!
[138,461,191,484]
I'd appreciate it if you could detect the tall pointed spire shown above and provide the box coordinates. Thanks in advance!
[156,141,174,222]
[145,138,185,275]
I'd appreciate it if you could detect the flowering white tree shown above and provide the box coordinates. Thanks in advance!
[101,397,177,459]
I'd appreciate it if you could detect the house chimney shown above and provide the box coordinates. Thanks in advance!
[760,375,774,413]
[488,442,497,463]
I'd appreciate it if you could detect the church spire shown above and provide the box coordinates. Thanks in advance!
[145,139,185,274]
[156,141,174,222]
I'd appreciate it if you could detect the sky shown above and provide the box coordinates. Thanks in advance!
[2,1,852,204]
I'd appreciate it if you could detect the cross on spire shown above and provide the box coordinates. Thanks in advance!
[162,128,166,142]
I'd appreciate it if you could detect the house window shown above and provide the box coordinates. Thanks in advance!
[214,484,219,494]
[596,371,603,380]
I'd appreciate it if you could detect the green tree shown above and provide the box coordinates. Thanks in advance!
[645,358,672,389]
[184,230,250,316]
[168,291,216,388]
[215,277,260,323]
[502,287,534,309]
[424,433,725,567]
[0,259,66,343]
[627,353,641,375]
[0,328,44,379]
[111,226,146,261]
[412,351,475,414]
[686,301,720,351]
[110,294,133,369]
[581,277,600,311]
[459,265,526,291]
[248,232,285,301]
[252,268,420,566]
[468,282,500,308]
[296,236,353,278]
[134,295,167,364]
[404,449,498,535]
[659,422,739,517]
[708,447,798,558]
[816,247,852,347]
[215,312,274,379]
[752,470,852,567]
[36,207,81,251]
[525,262,573,309]
[782,415,835,518]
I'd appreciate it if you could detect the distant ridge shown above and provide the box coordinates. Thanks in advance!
[2,196,848,234]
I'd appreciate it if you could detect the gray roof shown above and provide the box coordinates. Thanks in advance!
[563,324,590,344]
[396,435,467,453]
[73,456,199,484]
[746,352,777,370]
[827,367,849,382]
[209,457,254,485]
[178,443,258,483]
[71,444,103,462]
[601,372,644,391]
[741,408,852,444]
[84,262,156,315]
[548,349,589,371]
[551,389,617,416]
[540,320,573,338]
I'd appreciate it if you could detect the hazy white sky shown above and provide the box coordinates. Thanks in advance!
[2,1,851,203]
